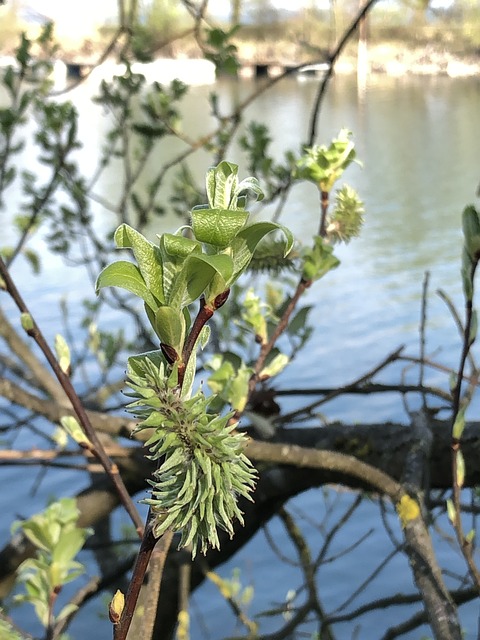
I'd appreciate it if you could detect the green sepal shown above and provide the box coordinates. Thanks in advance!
[95,260,159,311]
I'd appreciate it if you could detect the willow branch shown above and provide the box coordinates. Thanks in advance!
[0,257,144,536]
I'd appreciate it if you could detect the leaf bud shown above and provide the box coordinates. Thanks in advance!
[212,288,230,310]
[109,589,125,623]
[462,205,480,260]
[20,312,35,334]
[161,343,179,364]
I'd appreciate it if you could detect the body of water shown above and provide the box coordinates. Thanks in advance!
[2,70,480,639]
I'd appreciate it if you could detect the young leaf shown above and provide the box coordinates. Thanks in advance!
[191,208,249,247]
[114,224,164,303]
[54,334,71,374]
[452,408,466,440]
[154,305,185,356]
[169,253,234,308]
[259,353,289,379]
[302,236,340,282]
[206,161,239,210]
[230,221,294,280]
[60,416,90,447]
[96,261,159,311]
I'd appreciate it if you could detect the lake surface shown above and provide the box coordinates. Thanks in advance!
[2,70,480,638]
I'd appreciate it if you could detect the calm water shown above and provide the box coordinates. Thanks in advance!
[2,71,480,638]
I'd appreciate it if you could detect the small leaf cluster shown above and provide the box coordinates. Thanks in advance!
[295,130,364,245]
[12,498,91,629]
[302,236,340,283]
[206,353,254,413]
[126,354,257,556]
[295,129,358,193]
[96,161,293,363]
[204,26,241,76]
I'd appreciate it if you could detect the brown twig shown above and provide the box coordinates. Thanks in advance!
[279,345,405,423]
[0,256,144,536]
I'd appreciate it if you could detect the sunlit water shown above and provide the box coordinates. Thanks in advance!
[2,71,480,638]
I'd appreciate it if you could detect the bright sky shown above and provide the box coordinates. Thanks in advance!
[25,0,455,34]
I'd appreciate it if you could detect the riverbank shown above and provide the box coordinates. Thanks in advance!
[230,40,480,78]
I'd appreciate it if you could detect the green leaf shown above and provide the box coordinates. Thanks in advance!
[159,233,202,302]
[259,353,289,379]
[24,248,41,274]
[191,208,249,247]
[114,224,164,303]
[199,325,211,350]
[230,221,294,279]
[154,306,185,355]
[446,498,456,524]
[206,161,238,209]
[160,232,201,260]
[452,407,466,440]
[52,528,87,566]
[295,129,358,192]
[462,205,480,261]
[60,416,90,446]
[236,176,265,205]
[21,521,52,553]
[56,603,79,623]
[462,247,474,302]
[469,309,477,346]
[169,253,234,308]
[96,261,159,311]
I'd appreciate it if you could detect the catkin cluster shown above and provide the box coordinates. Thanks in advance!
[126,357,257,555]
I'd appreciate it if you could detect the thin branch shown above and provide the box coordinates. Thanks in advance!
[307,0,380,145]
[0,257,144,536]
[279,345,405,423]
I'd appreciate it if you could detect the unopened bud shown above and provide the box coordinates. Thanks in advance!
[161,343,179,365]
[109,589,125,623]
[213,288,230,310]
